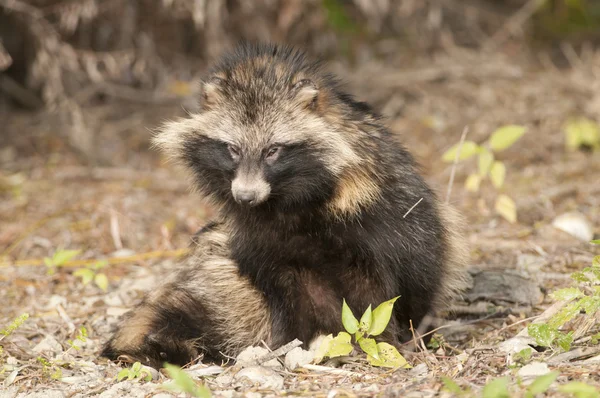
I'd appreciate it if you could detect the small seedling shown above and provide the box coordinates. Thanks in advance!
[44,249,81,275]
[162,363,212,397]
[66,326,88,351]
[528,239,600,351]
[317,297,410,368]
[116,361,153,382]
[482,377,511,398]
[73,260,109,291]
[443,124,526,223]
[37,356,62,380]
[564,117,600,152]
[559,381,600,398]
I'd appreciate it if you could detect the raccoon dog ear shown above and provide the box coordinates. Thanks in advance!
[201,76,225,108]
[291,79,318,109]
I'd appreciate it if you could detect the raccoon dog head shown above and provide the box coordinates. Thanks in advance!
[153,43,380,215]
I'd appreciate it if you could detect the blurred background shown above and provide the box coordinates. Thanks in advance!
[1,0,599,274]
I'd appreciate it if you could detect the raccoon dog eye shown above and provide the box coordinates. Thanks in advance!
[265,146,281,160]
[227,144,241,161]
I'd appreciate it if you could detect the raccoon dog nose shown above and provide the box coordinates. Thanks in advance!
[235,190,257,205]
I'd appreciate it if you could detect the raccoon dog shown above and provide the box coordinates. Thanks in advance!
[101,42,469,369]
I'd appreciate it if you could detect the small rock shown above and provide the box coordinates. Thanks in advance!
[236,346,280,368]
[498,336,536,355]
[185,364,224,378]
[552,212,594,242]
[466,269,543,305]
[234,366,284,390]
[32,335,63,355]
[284,347,314,370]
[518,361,551,383]
[151,394,174,398]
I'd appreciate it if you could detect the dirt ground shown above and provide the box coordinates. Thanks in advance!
[1,42,600,397]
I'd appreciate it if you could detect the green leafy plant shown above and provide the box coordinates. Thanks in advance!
[73,260,109,291]
[317,297,410,368]
[116,361,153,382]
[528,239,600,351]
[1,313,29,365]
[564,117,600,152]
[162,363,212,397]
[1,313,29,339]
[559,381,600,398]
[441,372,560,397]
[524,371,560,398]
[44,249,81,275]
[37,356,62,380]
[66,326,88,351]
[443,125,527,223]
[482,377,511,398]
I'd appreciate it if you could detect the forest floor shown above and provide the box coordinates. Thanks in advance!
[1,43,600,397]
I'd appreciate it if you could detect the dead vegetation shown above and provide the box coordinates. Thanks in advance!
[1,0,600,397]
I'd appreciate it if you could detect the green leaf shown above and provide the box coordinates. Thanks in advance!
[478,149,494,176]
[358,337,379,359]
[131,361,141,373]
[489,125,526,151]
[359,305,372,333]
[367,342,411,369]
[52,249,81,266]
[556,331,574,352]
[92,260,109,270]
[117,368,130,381]
[369,296,400,336]
[482,377,510,398]
[550,287,584,301]
[163,363,211,398]
[593,255,600,268]
[441,376,464,395]
[528,323,556,347]
[564,118,600,151]
[465,174,481,193]
[94,273,109,292]
[325,332,353,358]
[549,302,581,329]
[514,348,532,363]
[341,299,359,334]
[580,296,600,314]
[591,240,600,245]
[526,371,559,398]
[495,194,517,224]
[73,268,95,285]
[559,381,600,398]
[489,161,506,189]
[442,141,481,162]
[313,334,334,363]
[571,271,590,283]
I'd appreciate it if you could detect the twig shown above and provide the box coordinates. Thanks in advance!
[300,364,360,376]
[256,339,302,365]
[56,304,76,334]
[445,126,469,203]
[403,198,423,218]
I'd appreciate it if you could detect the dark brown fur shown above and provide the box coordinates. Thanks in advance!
[101,42,469,369]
